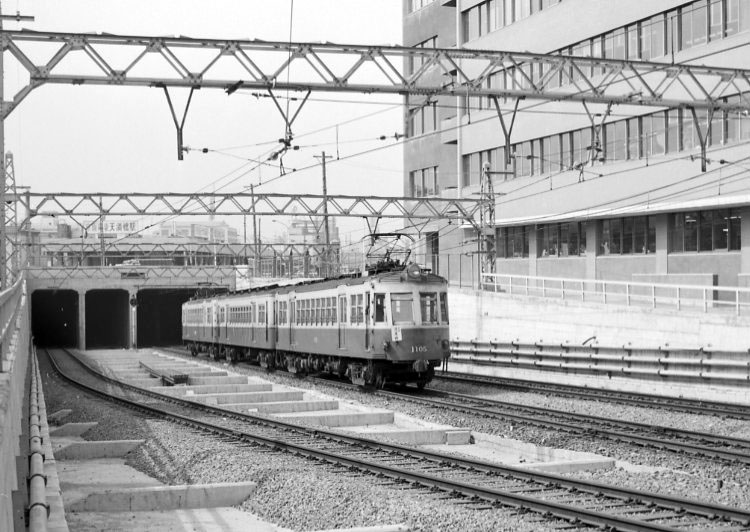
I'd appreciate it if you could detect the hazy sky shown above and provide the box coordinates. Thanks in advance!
[5,0,406,239]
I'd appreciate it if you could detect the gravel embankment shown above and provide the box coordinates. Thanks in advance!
[40,351,576,532]
[155,350,750,512]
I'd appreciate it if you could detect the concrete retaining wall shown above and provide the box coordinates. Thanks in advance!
[448,286,750,351]
[0,283,30,532]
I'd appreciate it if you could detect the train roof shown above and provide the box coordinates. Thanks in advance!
[185,268,447,304]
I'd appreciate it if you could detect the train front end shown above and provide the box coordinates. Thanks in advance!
[370,264,450,388]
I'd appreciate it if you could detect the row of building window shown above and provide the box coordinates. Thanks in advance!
[408,36,438,75]
[407,0,435,14]
[464,0,750,101]
[462,0,562,42]
[668,209,741,252]
[409,166,439,197]
[494,209,740,259]
[462,94,750,185]
[408,102,438,137]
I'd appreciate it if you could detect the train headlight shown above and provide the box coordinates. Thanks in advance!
[441,339,450,350]
[406,263,421,279]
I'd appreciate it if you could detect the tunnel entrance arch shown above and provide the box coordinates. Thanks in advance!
[86,289,129,349]
[31,289,78,347]
[136,288,197,348]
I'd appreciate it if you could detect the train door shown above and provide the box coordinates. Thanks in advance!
[271,300,279,342]
[212,302,219,343]
[264,301,269,342]
[337,294,346,348]
[364,292,371,350]
[289,298,295,345]
[250,302,255,342]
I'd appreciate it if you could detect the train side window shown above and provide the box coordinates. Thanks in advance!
[350,295,357,324]
[356,294,364,323]
[390,293,414,324]
[440,293,449,323]
[374,294,386,322]
[420,293,438,324]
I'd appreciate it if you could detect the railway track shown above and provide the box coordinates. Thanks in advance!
[166,346,750,465]
[436,371,750,420]
[48,348,750,532]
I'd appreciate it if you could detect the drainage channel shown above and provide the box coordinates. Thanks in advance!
[436,372,750,420]
[46,348,750,532]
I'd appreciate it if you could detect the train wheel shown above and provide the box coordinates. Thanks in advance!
[190,344,198,357]
[416,380,428,391]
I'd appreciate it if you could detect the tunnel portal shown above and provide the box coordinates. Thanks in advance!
[31,290,78,347]
[136,289,196,348]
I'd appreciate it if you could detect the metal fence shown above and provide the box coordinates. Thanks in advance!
[479,273,750,315]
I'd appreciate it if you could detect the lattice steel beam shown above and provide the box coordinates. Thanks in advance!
[37,240,332,259]
[20,192,481,224]
[2,29,750,118]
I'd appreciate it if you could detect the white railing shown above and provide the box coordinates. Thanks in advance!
[480,273,750,316]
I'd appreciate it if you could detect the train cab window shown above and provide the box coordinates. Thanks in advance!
[374,294,386,322]
[390,293,414,324]
[440,293,449,323]
[420,293,438,324]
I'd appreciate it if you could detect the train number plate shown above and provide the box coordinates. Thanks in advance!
[391,326,402,342]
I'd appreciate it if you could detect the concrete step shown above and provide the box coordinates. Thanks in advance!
[223,400,339,415]
[189,376,248,385]
[124,378,161,388]
[150,383,273,395]
[146,366,227,377]
[67,482,257,512]
[50,422,98,438]
[193,391,304,405]
[276,410,394,427]
[55,440,145,460]
[350,428,471,445]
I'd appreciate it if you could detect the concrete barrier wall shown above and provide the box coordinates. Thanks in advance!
[0,282,31,532]
[448,286,750,351]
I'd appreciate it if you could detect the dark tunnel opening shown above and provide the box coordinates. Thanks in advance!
[86,289,129,349]
[136,289,196,348]
[31,290,78,347]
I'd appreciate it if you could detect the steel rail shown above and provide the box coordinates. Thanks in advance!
[49,348,750,530]
[436,371,750,420]
[305,374,750,464]
[400,389,750,464]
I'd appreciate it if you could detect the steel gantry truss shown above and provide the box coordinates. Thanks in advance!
[3,29,750,117]
[19,191,482,222]
[4,29,750,284]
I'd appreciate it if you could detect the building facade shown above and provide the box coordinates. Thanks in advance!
[403,0,750,289]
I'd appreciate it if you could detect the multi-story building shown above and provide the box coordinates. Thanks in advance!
[404,0,750,290]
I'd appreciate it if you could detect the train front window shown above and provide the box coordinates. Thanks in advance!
[374,294,386,322]
[420,293,438,324]
[440,292,449,323]
[390,293,414,324]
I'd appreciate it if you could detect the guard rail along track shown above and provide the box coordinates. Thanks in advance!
[450,339,750,386]
[44,348,750,532]
[435,372,750,420]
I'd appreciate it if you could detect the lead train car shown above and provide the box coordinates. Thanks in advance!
[182,265,450,388]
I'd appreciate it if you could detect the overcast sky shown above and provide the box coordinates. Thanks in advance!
[5,0,405,240]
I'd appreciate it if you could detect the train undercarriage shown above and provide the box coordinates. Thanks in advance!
[186,341,436,389]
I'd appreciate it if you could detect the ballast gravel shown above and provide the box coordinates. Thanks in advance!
[39,351,579,532]
[159,350,750,514]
